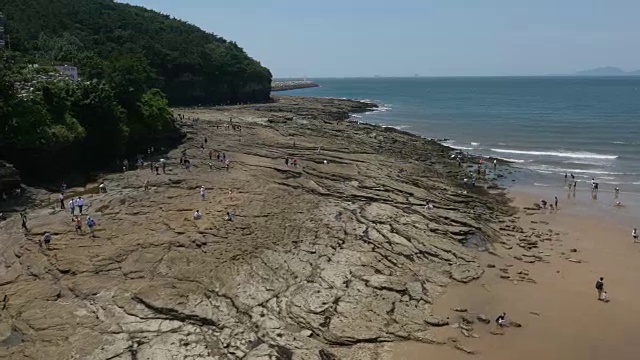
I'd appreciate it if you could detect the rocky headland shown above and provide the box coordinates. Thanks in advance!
[0,96,516,359]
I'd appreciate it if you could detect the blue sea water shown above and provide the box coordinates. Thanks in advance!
[283,77,640,192]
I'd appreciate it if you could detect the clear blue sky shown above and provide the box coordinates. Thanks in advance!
[120,0,640,78]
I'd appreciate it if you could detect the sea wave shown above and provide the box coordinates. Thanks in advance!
[382,125,410,130]
[470,142,480,146]
[490,148,618,160]
[526,165,630,176]
[534,183,551,187]
[501,158,526,163]
[441,141,475,151]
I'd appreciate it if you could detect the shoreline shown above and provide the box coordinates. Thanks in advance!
[0,96,514,359]
[389,187,640,359]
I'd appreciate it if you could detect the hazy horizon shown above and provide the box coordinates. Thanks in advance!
[120,0,640,78]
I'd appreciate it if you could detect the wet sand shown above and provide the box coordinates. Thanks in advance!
[391,186,640,360]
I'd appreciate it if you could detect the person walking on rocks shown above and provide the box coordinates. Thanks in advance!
[143,179,150,191]
[225,159,230,172]
[41,231,52,250]
[59,193,65,209]
[74,216,83,234]
[87,217,97,238]
[20,212,28,233]
[69,199,75,218]
[162,160,167,174]
[633,228,638,243]
[200,186,206,201]
[595,277,605,300]
[77,197,85,214]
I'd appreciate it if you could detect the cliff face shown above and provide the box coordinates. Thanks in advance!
[0,161,20,195]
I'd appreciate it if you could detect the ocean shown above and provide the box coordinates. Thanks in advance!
[282,77,640,193]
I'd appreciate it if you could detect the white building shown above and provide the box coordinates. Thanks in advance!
[55,65,79,81]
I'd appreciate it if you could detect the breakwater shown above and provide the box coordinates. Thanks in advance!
[271,80,319,92]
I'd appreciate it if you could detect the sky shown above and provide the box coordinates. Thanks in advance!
[120,0,640,78]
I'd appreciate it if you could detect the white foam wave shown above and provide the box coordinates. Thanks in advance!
[501,158,526,163]
[470,142,480,146]
[634,182,640,185]
[534,183,551,187]
[490,148,618,160]
[382,125,410,130]
[441,141,475,151]
[526,165,631,176]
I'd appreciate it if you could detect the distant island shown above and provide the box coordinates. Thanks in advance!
[575,66,640,76]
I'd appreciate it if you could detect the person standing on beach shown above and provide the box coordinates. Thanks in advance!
[554,196,558,210]
[564,173,568,183]
[615,187,620,199]
[493,159,497,171]
[633,228,638,243]
[595,277,605,300]
[69,199,75,218]
[200,186,206,201]
[59,193,65,209]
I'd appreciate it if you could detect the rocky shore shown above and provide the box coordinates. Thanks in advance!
[271,81,320,92]
[0,96,515,359]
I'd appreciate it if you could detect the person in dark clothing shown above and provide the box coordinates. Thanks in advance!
[495,313,507,327]
[41,232,52,250]
[20,212,28,233]
[595,277,605,300]
[554,196,558,210]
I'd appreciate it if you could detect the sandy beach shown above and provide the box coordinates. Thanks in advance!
[391,186,640,360]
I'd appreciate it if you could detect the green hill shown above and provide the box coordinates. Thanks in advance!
[0,0,272,106]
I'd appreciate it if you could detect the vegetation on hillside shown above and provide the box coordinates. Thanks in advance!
[0,0,272,106]
[0,0,274,184]
[0,50,180,183]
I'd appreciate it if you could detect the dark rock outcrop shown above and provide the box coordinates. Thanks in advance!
[0,161,20,195]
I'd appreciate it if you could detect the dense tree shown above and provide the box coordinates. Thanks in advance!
[0,51,181,184]
[0,0,273,106]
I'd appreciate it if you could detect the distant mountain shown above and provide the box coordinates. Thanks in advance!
[576,66,640,76]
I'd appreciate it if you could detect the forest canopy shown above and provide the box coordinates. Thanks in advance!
[0,0,272,183]
[0,0,273,106]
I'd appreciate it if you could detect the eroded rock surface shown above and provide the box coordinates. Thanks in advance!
[0,97,511,359]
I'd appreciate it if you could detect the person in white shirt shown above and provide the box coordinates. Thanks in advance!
[633,228,638,243]
[77,197,85,214]
[59,193,65,209]
[193,210,202,220]
[69,199,75,218]
[200,186,206,201]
